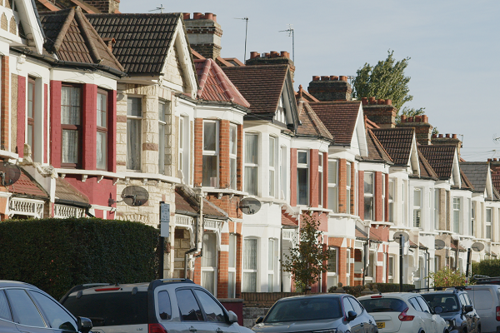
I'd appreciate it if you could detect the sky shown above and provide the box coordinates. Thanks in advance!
[122,0,500,161]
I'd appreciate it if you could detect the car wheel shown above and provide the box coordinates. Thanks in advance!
[477,326,481,333]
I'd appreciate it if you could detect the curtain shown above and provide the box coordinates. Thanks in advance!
[62,130,78,163]
[127,119,141,170]
[96,132,107,169]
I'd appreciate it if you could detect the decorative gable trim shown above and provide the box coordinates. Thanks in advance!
[351,103,368,157]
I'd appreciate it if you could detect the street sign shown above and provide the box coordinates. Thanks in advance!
[160,202,170,238]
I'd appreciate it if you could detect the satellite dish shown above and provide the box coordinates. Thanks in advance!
[121,186,149,206]
[393,231,410,243]
[0,162,21,186]
[435,239,446,250]
[239,197,261,215]
[472,242,485,252]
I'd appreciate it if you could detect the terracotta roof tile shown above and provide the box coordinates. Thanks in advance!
[87,13,181,75]
[8,168,48,199]
[175,186,227,219]
[296,99,333,141]
[417,148,438,180]
[362,129,393,163]
[282,210,298,227]
[309,101,361,146]
[191,49,205,60]
[194,59,250,108]
[419,145,456,179]
[55,178,89,203]
[296,86,319,103]
[222,65,288,115]
[372,128,415,165]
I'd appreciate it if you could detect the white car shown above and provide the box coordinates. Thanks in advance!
[358,293,449,333]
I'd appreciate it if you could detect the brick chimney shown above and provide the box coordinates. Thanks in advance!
[489,158,500,174]
[184,12,223,60]
[431,133,462,156]
[361,97,397,128]
[397,115,433,145]
[84,0,119,13]
[245,51,295,77]
[307,75,352,101]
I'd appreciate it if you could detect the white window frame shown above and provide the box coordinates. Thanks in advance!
[327,247,338,288]
[202,120,219,188]
[486,207,492,239]
[268,238,277,292]
[244,133,259,195]
[346,163,351,215]
[229,124,237,190]
[453,197,461,233]
[269,136,276,197]
[328,159,338,212]
[126,96,142,170]
[201,232,218,296]
[413,188,422,229]
[318,153,323,207]
[297,150,309,205]
[280,146,287,200]
[388,255,395,283]
[364,172,374,221]
[158,100,167,175]
[243,238,258,292]
[228,233,237,298]
[388,179,395,222]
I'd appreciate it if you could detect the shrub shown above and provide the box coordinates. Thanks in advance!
[471,259,500,278]
[428,266,468,287]
[328,283,415,297]
[0,218,159,299]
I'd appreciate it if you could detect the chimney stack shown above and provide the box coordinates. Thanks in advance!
[245,50,295,77]
[307,75,352,101]
[184,12,223,60]
[431,133,463,156]
[362,97,397,128]
[397,115,433,145]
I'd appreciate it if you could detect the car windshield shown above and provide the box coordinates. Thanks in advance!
[264,297,342,323]
[62,292,148,326]
[359,298,407,313]
[422,294,460,313]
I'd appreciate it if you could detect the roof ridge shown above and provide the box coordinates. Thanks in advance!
[74,7,101,64]
[196,59,211,97]
[52,7,75,53]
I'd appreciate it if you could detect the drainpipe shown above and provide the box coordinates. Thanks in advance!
[184,188,204,279]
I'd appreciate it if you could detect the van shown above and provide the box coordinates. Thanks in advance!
[465,285,500,333]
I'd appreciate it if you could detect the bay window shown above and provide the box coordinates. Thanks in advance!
[243,238,257,292]
[328,159,338,212]
[269,137,276,197]
[413,188,422,229]
[453,197,461,233]
[364,172,374,220]
[244,134,258,195]
[158,100,167,174]
[203,121,218,187]
[27,78,35,159]
[318,154,323,207]
[127,97,142,170]
[229,124,237,190]
[61,85,82,167]
[96,90,107,170]
[201,232,217,295]
[297,151,309,205]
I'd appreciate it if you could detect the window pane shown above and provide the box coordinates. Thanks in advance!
[96,131,107,169]
[97,93,107,128]
[230,158,236,190]
[159,101,166,122]
[193,290,225,322]
[364,173,373,193]
[202,156,218,187]
[0,290,11,321]
[29,291,77,331]
[328,248,337,273]
[127,97,142,117]
[268,239,275,270]
[328,160,337,183]
[202,233,217,267]
[230,125,237,155]
[62,130,79,164]
[243,273,256,292]
[268,274,273,291]
[6,289,45,327]
[269,170,275,197]
[364,197,373,220]
[229,234,236,268]
[244,239,257,270]
[159,122,165,174]
[245,134,258,164]
[228,272,236,298]
[269,137,275,167]
[414,190,421,206]
[127,118,141,170]
[298,151,307,164]
[202,271,215,295]
[62,87,81,125]
[204,122,217,151]
[328,186,338,212]
[28,81,34,118]
[298,168,308,205]
[176,290,203,321]
[487,209,492,222]
[158,291,172,320]
[346,164,351,186]
[245,166,258,195]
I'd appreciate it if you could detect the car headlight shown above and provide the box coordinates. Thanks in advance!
[312,329,337,333]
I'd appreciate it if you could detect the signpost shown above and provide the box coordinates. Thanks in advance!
[394,231,409,292]
[159,202,170,278]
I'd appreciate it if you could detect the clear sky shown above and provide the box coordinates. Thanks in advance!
[122,0,500,161]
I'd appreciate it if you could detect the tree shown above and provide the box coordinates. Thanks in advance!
[428,266,469,287]
[353,50,424,121]
[281,212,330,291]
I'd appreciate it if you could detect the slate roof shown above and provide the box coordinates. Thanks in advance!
[361,129,393,164]
[55,178,90,203]
[87,13,182,75]
[416,149,438,180]
[460,162,489,193]
[419,145,456,180]
[365,116,379,130]
[460,169,474,191]
[39,7,124,71]
[309,101,361,146]
[296,98,333,141]
[194,59,250,108]
[371,128,415,166]
[8,168,49,199]
[222,65,288,115]
[175,186,227,219]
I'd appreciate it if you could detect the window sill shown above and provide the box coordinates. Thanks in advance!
[202,188,247,196]
[0,150,18,160]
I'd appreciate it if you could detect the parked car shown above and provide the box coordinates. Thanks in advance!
[358,293,449,333]
[60,278,251,333]
[420,288,480,333]
[0,280,92,333]
[465,284,500,333]
[252,293,378,333]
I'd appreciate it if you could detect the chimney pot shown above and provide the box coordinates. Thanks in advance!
[401,115,407,122]
[378,99,385,105]
[280,51,289,58]
[408,116,414,122]
[339,75,348,81]
[183,13,191,20]
[362,97,368,105]
[213,14,217,22]
[265,53,270,58]
[321,76,330,81]
[438,134,443,138]
[204,13,214,20]
[385,99,392,105]
[445,134,450,138]
[415,115,422,122]
[312,76,320,81]
[432,134,437,138]
[250,51,259,59]
[193,12,203,19]
[488,158,493,162]
[452,134,457,139]
[422,115,428,123]
[270,51,279,58]
[369,97,376,104]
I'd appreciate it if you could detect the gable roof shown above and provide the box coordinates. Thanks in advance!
[362,128,393,163]
[371,128,415,166]
[86,13,182,75]
[460,169,474,191]
[194,58,250,108]
[9,168,49,199]
[175,186,227,219]
[39,7,123,71]
[460,162,490,193]
[309,101,361,146]
[296,98,333,141]
[419,145,457,179]
[416,149,439,180]
[222,64,288,115]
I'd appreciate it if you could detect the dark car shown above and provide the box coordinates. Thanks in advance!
[0,280,92,333]
[252,293,378,333]
[421,288,481,333]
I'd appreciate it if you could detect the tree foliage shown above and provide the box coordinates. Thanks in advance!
[353,50,423,120]
[282,212,329,290]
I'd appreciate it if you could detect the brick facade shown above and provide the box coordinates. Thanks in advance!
[16,75,25,157]
[1,56,9,151]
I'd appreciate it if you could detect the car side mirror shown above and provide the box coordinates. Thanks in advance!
[77,317,92,333]
[347,310,357,322]
[255,316,264,324]
[464,305,473,313]
[433,306,443,314]
[227,311,238,324]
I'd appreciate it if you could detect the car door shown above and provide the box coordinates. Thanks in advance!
[343,297,363,333]
[347,297,375,333]
[415,296,440,333]
[0,289,21,333]
[176,289,211,333]
[461,293,479,333]
[408,297,431,333]
[157,290,189,333]
[192,289,239,333]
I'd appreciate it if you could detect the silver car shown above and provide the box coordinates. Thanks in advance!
[252,293,378,333]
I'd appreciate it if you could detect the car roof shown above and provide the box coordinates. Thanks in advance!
[276,293,345,302]
[358,293,421,300]
[0,280,38,289]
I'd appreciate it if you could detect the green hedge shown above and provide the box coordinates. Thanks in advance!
[471,259,500,279]
[329,283,415,297]
[0,218,159,299]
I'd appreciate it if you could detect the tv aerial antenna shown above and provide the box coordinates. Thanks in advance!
[279,24,294,62]
[235,17,249,63]
[108,185,149,207]
[0,162,20,186]
[149,4,164,13]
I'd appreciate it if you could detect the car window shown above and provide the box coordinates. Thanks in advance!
[416,297,430,313]
[176,289,203,321]
[458,294,467,307]
[359,298,407,313]
[158,291,172,320]
[264,297,342,323]
[408,298,422,311]
[5,289,46,327]
[0,290,12,321]
[30,291,77,331]
[343,297,355,315]
[348,297,363,316]
[463,293,473,306]
[193,290,226,323]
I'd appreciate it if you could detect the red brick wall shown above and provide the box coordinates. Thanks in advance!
[218,232,229,298]
[237,125,243,191]
[338,159,346,213]
[358,171,364,220]
[194,118,203,186]
[323,152,328,208]
[17,75,25,157]
[44,84,48,164]
[1,56,9,150]
[82,84,97,170]
[290,149,297,206]
[375,172,383,221]
[50,80,62,168]
[309,149,318,207]
[108,90,117,173]
[219,120,229,188]
[384,174,389,222]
